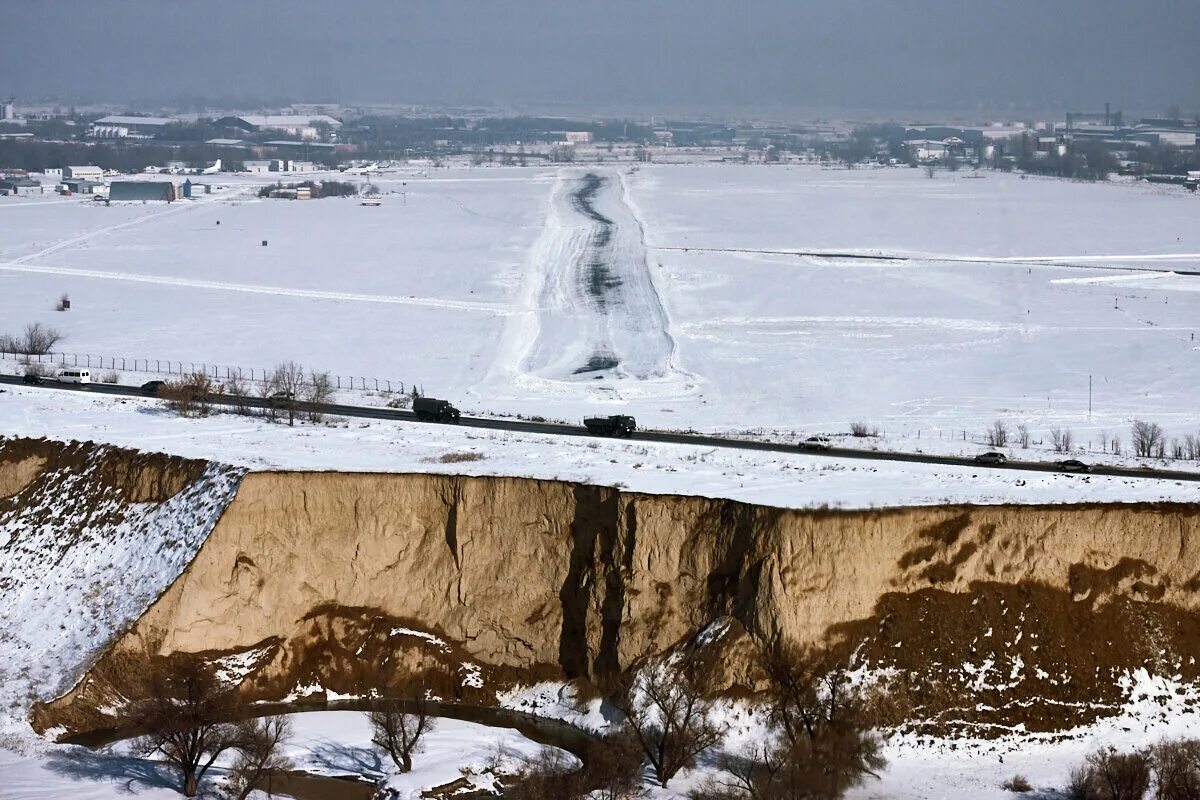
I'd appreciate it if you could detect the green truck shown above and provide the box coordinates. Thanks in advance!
[583,415,637,437]
[412,397,461,424]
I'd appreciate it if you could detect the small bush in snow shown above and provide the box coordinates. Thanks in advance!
[101,371,120,384]
[1002,774,1032,792]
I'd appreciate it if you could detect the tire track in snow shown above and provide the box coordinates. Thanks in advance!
[497,169,691,396]
[0,262,512,315]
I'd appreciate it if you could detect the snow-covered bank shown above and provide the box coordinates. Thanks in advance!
[3,386,1199,508]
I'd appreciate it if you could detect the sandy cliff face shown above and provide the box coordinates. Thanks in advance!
[30,464,1200,737]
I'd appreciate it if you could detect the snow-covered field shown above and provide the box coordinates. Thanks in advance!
[2,164,1198,448]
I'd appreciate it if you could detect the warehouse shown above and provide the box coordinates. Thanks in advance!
[108,181,177,202]
[0,176,43,196]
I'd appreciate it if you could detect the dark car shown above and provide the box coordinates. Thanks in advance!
[141,380,166,395]
[974,451,1008,464]
[1056,459,1091,473]
[22,373,44,385]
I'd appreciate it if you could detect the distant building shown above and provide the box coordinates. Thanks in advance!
[61,178,103,195]
[108,181,177,202]
[41,168,63,178]
[287,160,318,173]
[90,115,175,139]
[244,159,274,173]
[217,115,342,139]
[906,140,949,161]
[563,131,593,144]
[0,176,43,196]
[64,166,104,182]
[1,97,14,120]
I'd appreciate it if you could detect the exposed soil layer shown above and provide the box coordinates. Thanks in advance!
[15,447,1200,740]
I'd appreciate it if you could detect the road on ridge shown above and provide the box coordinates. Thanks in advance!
[3,374,1199,485]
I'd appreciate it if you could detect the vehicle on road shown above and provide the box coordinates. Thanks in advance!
[974,451,1007,464]
[800,435,833,451]
[269,390,294,401]
[57,368,91,385]
[413,397,461,423]
[141,380,166,395]
[1056,459,1091,473]
[583,415,637,437]
[22,373,44,385]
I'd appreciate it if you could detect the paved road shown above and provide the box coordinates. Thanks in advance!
[4,374,1199,484]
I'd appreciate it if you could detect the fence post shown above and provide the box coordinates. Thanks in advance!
[121,357,126,370]
[387,380,391,392]
[337,376,341,389]
[375,379,379,391]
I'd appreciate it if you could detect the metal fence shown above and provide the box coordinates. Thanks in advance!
[0,349,412,393]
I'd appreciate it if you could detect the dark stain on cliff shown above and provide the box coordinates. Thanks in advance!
[703,500,779,633]
[559,484,619,680]
[444,480,460,570]
[593,498,638,684]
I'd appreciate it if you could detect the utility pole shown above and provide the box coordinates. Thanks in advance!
[1089,374,1093,418]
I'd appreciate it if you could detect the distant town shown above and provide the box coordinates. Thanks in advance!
[1,97,1197,198]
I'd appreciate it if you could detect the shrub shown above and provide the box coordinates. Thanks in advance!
[1002,774,1032,793]
[101,371,120,384]
[849,422,879,438]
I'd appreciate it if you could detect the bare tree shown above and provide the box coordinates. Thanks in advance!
[269,361,306,426]
[615,660,725,788]
[1085,747,1150,800]
[224,369,251,415]
[1017,423,1031,449]
[1151,739,1200,800]
[303,370,334,422]
[129,656,240,797]
[369,693,437,773]
[227,716,294,800]
[1050,427,1074,454]
[987,420,1009,448]
[1131,420,1165,459]
[0,322,65,355]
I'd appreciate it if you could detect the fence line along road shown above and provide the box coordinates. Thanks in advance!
[3,374,1200,485]
[0,349,414,393]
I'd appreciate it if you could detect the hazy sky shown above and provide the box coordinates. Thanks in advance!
[2,0,1197,115]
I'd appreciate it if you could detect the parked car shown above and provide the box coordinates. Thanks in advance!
[974,451,1007,464]
[1056,459,1091,473]
[22,373,43,385]
[800,435,833,450]
[141,380,166,395]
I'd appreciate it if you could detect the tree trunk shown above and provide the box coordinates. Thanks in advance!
[184,771,199,797]
[400,751,412,773]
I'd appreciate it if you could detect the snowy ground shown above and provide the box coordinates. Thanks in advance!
[2,164,1198,450]
[0,711,569,800]
[3,386,1199,509]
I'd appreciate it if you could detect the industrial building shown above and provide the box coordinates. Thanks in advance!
[0,176,43,196]
[90,115,176,139]
[108,181,177,202]
[64,166,105,182]
[61,179,104,195]
[217,114,341,139]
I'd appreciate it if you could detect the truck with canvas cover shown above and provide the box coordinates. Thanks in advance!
[583,415,637,437]
[413,397,461,423]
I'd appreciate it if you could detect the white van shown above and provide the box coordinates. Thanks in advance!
[58,368,91,384]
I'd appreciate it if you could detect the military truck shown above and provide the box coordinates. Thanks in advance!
[583,415,637,437]
[412,397,461,423]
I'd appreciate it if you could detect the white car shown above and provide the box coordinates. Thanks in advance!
[800,435,833,451]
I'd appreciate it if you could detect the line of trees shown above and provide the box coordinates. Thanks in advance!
[1054,739,1200,800]
[161,360,333,425]
[980,418,1200,460]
